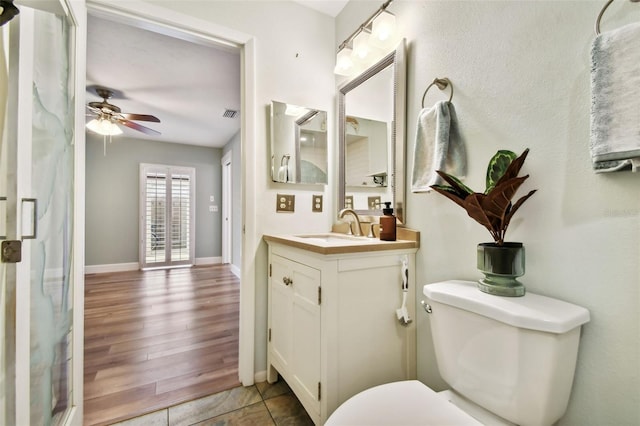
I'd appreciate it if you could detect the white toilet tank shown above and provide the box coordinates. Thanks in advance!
[423,280,590,426]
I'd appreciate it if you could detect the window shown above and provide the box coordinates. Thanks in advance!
[140,164,195,268]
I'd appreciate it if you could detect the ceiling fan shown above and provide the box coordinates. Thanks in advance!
[86,86,161,137]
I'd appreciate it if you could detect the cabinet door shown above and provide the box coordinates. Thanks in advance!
[269,253,321,410]
[290,261,321,404]
[269,254,294,370]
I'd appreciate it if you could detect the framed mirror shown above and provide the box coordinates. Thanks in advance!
[270,100,328,184]
[338,40,406,223]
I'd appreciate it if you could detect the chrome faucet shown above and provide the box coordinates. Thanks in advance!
[338,208,364,237]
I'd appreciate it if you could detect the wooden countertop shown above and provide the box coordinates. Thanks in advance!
[263,228,420,255]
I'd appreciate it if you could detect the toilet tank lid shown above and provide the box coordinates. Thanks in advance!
[424,280,590,334]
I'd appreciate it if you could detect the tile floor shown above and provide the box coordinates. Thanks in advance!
[110,380,314,426]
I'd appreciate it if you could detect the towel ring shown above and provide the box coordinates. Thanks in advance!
[595,0,640,35]
[421,77,453,108]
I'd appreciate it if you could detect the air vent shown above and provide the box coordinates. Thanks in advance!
[223,109,239,118]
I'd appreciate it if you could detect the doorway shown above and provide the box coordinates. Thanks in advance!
[83,0,257,422]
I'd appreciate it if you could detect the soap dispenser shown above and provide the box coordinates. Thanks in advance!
[379,202,397,241]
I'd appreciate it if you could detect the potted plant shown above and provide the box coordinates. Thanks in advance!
[430,148,537,296]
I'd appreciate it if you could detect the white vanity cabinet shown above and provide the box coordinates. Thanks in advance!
[265,239,417,425]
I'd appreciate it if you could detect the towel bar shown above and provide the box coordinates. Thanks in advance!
[595,0,640,35]
[421,77,453,108]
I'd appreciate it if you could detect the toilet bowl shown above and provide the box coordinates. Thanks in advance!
[325,380,485,426]
[326,280,590,426]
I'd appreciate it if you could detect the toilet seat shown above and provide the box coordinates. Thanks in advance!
[325,380,482,426]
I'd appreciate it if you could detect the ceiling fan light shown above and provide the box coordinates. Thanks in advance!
[86,118,122,136]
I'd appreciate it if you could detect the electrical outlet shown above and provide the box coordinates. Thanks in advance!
[276,194,295,212]
[312,195,323,212]
[368,196,381,210]
[344,195,354,209]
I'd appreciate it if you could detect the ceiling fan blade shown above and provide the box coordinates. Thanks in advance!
[122,113,160,123]
[117,118,161,136]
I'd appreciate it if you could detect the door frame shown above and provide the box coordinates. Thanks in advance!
[5,1,87,424]
[85,0,257,386]
[221,150,232,266]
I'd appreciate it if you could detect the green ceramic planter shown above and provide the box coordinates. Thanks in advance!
[477,242,525,297]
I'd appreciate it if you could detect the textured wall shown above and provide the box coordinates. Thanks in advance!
[336,1,640,424]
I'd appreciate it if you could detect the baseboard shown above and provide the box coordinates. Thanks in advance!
[84,263,139,274]
[194,257,222,266]
[254,370,267,383]
[85,258,227,274]
[230,263,241,278]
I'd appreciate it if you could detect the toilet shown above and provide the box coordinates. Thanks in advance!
[326,280,590,426]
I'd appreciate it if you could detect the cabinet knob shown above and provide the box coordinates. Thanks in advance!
[282,276,293,286]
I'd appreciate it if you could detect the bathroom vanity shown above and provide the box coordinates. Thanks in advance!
[263,232,419,425]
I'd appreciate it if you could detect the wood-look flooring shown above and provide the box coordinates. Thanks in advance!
[84,265,241,426]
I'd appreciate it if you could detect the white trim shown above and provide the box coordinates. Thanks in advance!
[84,262,139,275]
[221,150,232,265]
[86,0,256,387]
[230,263,241,278]
[239,38,257,386]
[14,9,35,424]
[69,1,87,422]
[254,370,267,384]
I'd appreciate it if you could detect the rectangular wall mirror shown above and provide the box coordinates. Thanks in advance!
[339,40,406,223]
[270,101,328,184]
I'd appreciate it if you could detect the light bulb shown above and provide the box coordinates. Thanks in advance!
[334,47,355,76]
[353,31,372,60]
[86,118,123,136]
[352,30,384,68]
[370,11,397,49]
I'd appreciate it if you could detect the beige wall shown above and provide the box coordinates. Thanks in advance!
[338,1,640,424]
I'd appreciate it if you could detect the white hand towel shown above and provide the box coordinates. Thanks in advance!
[590,23,640,173]
[411,101,466,192]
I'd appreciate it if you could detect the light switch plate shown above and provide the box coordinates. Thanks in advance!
[312,194,323,212]
[276,194,295,212]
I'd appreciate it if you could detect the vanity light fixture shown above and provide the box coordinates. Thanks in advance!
[334,0,398,77]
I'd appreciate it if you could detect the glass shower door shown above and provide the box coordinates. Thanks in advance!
[0,1,84,424]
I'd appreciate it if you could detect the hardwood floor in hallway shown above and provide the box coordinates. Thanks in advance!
[84,265,241,426]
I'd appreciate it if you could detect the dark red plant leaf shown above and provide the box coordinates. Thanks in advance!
[434,170,474,197]
[430,185,467,209]
[462,193,496,235]
[483,175,529,226]
[494,148,529,188]
[502,189,537,233]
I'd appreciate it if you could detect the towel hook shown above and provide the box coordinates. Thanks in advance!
[421,77,453,108]
[595,0,640,35]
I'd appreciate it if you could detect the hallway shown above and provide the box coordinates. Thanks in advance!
[84,265,240,425]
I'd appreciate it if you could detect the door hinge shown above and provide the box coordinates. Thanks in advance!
[269,264,272,277]
[1,240,22,263]
[318,286,322,305]
[268,328,271,342]
[318,382,321,401]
